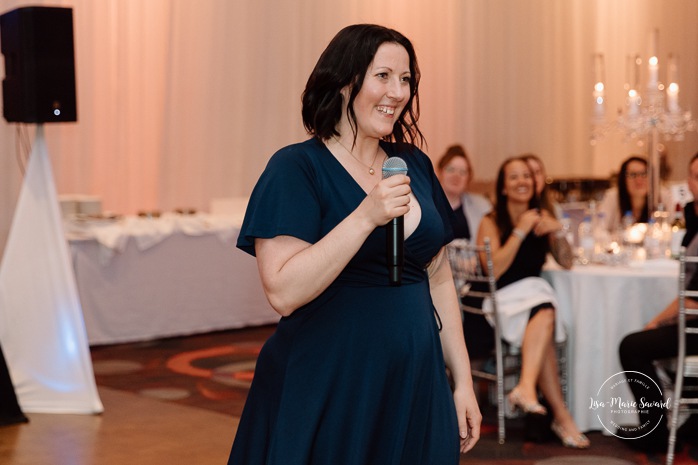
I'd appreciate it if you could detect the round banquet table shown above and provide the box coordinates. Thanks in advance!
[542,258,679,433]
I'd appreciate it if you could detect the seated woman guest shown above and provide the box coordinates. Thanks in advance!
[598,155,674,232]
[598,155,649,232]
[473,156,588,448]
[436,144,492,240]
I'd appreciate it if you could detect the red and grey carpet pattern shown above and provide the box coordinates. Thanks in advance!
[89,324,697,465]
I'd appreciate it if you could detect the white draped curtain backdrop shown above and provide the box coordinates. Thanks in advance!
[1,0,697,255]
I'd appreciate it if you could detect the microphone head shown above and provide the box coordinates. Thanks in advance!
[382,157,408,179]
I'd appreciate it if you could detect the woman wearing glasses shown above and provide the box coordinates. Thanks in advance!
[598,155,654,232]
[436,144,492,242]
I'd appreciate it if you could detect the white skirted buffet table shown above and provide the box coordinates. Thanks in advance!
[542,259,679,434]
[66,213,279,345]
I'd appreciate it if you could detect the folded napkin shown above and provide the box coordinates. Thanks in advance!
[481,276,566,347]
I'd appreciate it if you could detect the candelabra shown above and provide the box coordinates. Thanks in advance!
[590,29,696,212]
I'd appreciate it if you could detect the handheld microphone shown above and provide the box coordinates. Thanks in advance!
[382,157,408,286]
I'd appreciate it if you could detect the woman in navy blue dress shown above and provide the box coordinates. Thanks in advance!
[228,24,481,464]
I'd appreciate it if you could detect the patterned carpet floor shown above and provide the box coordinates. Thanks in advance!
[89,324,698,465]
[90,325,274,419]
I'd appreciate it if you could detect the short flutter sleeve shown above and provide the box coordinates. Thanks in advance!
[236,144,322,256]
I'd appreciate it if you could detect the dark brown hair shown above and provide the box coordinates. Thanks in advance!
[301,24,424,147]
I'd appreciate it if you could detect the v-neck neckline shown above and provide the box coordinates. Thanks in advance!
[321,138,389,196]
[318,138,423,241]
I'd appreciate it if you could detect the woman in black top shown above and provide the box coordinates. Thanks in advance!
[475,157,586,448]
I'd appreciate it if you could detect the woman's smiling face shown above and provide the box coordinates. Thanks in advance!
[349,42,411,140]
[503,159,534,204]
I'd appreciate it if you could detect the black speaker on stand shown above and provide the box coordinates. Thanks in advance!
[0,5,77,425]
[1,6,77,123]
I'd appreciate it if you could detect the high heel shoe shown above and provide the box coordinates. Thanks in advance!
[507,387,547,416]
[551,421,590,449]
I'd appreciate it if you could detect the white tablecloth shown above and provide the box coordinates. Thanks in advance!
[542,259,679,433]
[67,214,279,345]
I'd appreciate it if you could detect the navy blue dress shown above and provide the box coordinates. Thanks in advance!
[229,138,459,465]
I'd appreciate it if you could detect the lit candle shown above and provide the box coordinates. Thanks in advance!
[648,56,659,89]
[593,54,605,118]
[626,223,647,244]
[667,83,680,113]
[628,89,640,116]
[594,82,605,117]
[626,54,641,93]
[666,54,680,113]
[648,29,659,88]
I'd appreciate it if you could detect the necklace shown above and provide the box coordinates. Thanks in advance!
[333,136,381,175]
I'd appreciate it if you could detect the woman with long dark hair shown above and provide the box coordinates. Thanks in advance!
[474,157,586,448]
[228,24,481,464]
[598,155,650,232]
